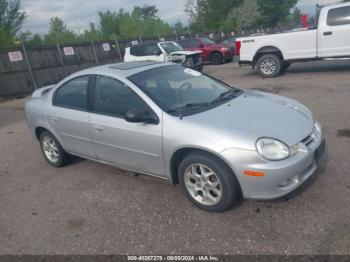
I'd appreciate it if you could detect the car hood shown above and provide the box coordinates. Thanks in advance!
[186,90,314,147]
[170,50,202,56]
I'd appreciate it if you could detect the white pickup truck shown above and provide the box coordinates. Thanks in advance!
[236,2,350,77]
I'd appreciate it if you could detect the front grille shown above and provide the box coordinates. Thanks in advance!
[302,134,314,146]
[192,54,200,64]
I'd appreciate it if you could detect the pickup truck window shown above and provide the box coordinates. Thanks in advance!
[327,6,350,26]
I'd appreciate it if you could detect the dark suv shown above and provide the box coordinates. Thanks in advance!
[177,37,234,65]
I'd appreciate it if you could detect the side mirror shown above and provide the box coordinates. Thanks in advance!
[125,108,158,124]
[156,50,163,56]
[198,44,204,48]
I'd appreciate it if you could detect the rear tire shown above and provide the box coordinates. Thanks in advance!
[39,131,70,167]
[178,152,241,212]
[256,54,282,78]
[210,52,223,65]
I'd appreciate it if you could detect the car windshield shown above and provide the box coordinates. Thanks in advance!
[160,42,184,53]
[129,65,241,116]
[201,38,215,45]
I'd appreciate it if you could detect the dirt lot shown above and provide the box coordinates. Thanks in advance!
[0,61,349,255]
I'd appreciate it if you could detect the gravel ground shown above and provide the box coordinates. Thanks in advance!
[0,60,349,255]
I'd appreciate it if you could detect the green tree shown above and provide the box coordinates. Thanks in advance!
[257,0,298,27]
[0,0,25,35]
[18,31,43,46]
[44,17,76,45]
[291,8,302,26]
[132,5,158,20]
[0,0,25,47]
[173,21,187,34]
[225,0,260,32]
[194,0,242,31]
[0,25,13,47]
[98,6,172,40]
[79,22,102,42]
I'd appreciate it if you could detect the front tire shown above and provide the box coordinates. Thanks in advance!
[179,152,241,212]
[210,52,223,65]
[256,54,282,78]
[39,131,70,167]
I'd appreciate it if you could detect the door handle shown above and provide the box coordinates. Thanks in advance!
[323,31,333,36]
[93,125,104,132]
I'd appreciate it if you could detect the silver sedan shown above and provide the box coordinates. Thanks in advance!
[25,61,326,212]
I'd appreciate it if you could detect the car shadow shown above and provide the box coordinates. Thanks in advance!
[287,60,350,75]
[68,155,86,166]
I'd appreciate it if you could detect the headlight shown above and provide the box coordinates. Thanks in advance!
[256,138,290,161]
[221,47,229,52]
[313,121,321,140]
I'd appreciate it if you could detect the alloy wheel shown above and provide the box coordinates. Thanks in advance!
[42,136,60,163]
[184,164,222,206]
[261,58,277,75]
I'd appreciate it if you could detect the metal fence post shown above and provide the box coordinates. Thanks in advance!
[22,45,37,90]
[56,44,68,76]
[115,36,123,62]
[91,41,99,65]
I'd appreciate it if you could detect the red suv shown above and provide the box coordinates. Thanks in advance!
[177,37,234,65]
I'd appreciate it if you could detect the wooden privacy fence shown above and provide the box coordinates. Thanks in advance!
[0,40,127,97]
[0,34,188,97]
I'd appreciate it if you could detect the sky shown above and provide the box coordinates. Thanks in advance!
[20,0,344,34]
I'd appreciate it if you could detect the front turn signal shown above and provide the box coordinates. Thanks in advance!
[244,170,265,177]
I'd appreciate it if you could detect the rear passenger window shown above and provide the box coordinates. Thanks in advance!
[143,44,162,56]
[130,46,141,56]
[327,6,350,26]
[94,76,148,118]
[130,44,161,56]
[53,76,89,110]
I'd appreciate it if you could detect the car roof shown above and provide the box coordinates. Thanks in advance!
[71,61,175,78]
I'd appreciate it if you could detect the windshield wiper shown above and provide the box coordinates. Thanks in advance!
[167,102,210,114]
[210,89,241,104]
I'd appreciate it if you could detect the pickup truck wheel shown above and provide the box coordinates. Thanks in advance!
[257,54,282,78]
[179,152,241,212]
[210,52,223,65]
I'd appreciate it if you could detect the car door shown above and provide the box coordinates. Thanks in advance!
[48,75,96,159]
[89,75,164,176]
[318,5,350,58]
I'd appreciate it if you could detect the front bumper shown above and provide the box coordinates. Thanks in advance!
[221,131,326,200]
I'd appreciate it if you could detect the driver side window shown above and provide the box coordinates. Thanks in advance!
[93,76,148,118]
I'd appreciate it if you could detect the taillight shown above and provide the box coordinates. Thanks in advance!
[235,40,241,56]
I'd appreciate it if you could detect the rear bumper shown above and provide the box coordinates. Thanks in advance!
[222,51,234,60]
[221,133,326,200]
